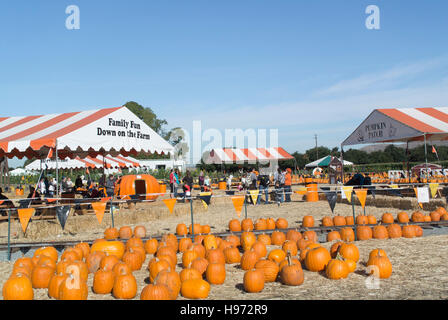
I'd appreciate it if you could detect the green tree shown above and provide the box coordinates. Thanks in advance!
[125,101,168,136]
[305,146,331,162]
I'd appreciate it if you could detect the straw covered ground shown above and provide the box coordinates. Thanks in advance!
[0,189,447,300]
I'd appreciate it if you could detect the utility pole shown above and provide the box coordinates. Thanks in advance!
[314,134,318,160]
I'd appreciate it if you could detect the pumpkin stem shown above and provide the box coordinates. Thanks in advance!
[335,252,344,261]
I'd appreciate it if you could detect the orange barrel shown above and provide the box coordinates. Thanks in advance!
[306,184,319,202]
[159,184,167,194]
[218,181,227,190]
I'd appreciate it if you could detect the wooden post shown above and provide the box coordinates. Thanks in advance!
[110,196,115,228]
[7,209,11,261]
[352,190,357,241]
[190,197,195,242]
[244,191,248,219]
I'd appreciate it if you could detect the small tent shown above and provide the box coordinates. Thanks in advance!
[305,155,353,168]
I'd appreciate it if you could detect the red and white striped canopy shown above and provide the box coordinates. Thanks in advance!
[25,155,141,170]
[0,106,174,159]
[206,147,294,164]
[343,107,448,146]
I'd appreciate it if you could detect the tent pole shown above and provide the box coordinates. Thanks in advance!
[424,134,429,181]
[340,144,344,184]
[55,142,59,201]
[406,140,410,184]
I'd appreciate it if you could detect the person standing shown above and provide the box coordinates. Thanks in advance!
[66,177,74,192]
[105,175,115,197]
[284,168,292,202]
[169,169,175,198]
[274,168,285,205]
[249,169,257,190]
[39,178,46,196]
[198,170,205,192]
[227,173,233,191]
[183,170,194,202]
[173,169,180,198]
[257,173,270,204]
[48,178,56,198]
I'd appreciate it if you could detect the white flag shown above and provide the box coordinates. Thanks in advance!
[417,187,430,203]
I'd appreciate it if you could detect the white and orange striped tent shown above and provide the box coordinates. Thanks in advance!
[25,155,141,171]
[342,107,448,146]
[205,147,294,164]
[0,106,174,159]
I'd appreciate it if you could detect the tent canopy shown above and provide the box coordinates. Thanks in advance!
[205,147,294,164]
[25,155,141,171]
[0,106,174,159]
[305,155,353,168]
[342,107,448,147]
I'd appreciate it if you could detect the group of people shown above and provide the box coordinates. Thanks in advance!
[169,169,211,199]
[167,167,294,205]
[238,167,293,205]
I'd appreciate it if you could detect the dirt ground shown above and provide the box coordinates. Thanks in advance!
[1,190,448,300]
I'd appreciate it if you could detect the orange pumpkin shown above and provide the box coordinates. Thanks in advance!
[91,241,126,260]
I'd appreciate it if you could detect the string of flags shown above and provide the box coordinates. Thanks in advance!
[4,182,444,232]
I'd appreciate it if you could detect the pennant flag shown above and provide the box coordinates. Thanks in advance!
[416,187,430,203]
[249,190,260,205]
[390,184,399,189]
[56,206,71,230]
[46,198,57,203]
[86,167,90,175]
[92,202,107,224]
[18,208,35,233]
[101,197,112,203]
[0,200,3,205]
[429,183,439,198]
[162,198,177,214]
[354,189,368,209]
[198,194,211,206]
[432,145,439,161]
[324,191,337,213]
[342,186,353,203]
[231,196,245,217]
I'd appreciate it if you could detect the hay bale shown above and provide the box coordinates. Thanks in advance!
[374,197,389,208]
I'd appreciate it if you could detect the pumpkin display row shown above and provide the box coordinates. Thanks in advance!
[3,221,394,300]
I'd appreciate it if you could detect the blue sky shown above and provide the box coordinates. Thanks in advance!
[1,1,448,166]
